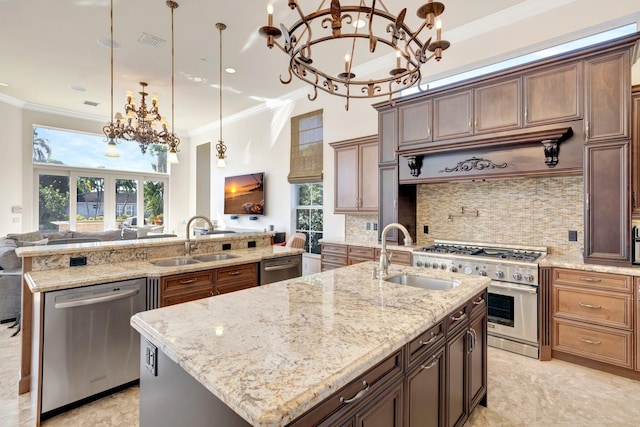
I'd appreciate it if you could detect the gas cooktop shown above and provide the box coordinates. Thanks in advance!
[418,244,543,262]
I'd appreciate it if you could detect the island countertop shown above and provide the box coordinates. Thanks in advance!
[131,261,490,426]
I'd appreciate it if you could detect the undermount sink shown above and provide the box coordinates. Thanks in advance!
[192,253,239,262]
[384,275,460,291]
[206,230,236,235]
[149,257,202,267]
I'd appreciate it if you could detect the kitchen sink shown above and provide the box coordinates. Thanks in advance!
[206,230,236,235]
[192,253,239,262]
[384,275,460,291]
[149,257,202,267]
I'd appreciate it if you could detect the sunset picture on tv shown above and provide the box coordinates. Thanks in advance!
[224,172,265,215]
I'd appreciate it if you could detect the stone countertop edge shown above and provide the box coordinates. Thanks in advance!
[24,246,303,293]
[15,230,275,257]
[319,238,417,252]
[130,262,490,427]
[540,254,640,276]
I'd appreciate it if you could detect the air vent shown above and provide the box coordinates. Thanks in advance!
[83,100,99,107]
[138,32,166,48]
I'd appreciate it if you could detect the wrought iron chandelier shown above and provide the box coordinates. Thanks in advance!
[215,23,228,168]
[103,0,180,163]
[258,0,450,110]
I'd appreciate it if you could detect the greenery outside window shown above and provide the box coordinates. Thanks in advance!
[295,183,323,254]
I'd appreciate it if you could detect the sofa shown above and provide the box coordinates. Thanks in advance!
[0,229,176,321]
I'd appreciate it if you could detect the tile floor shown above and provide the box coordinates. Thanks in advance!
[1,322,640,426]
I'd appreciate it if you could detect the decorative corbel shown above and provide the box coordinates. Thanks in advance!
[406,155,423,177]
[541,139,560,168]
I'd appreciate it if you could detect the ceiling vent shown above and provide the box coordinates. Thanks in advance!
[138,33,166,48]
[83,100,99,107]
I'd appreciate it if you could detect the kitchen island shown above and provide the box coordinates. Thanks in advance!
[131,261,490,426]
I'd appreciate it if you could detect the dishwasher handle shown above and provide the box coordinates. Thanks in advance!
[55,288,140,309]
[264,260,300,272]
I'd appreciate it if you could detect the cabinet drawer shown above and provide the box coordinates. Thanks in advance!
[322,243,347,256]
[347,245,375,260]
[552,318,633,368]
[321,254,347,266]
[469,290,488,319]
[407,321,444,366]
[552,268,632,292]
[215,263,257,284]
[552,285,632,330]
[216,280,256,295]
[161,271,213,294]
[347,257,372,266]
[321,262,344,272]
[445,303,469,336]
[160,287,213,307]
[289,349,404,426]
[374,249,412,266]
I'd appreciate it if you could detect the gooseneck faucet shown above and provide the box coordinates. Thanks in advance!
[379,223,413,276]
[185,215,215,256]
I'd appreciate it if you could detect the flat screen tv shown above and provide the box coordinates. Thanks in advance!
[224,172,265,215]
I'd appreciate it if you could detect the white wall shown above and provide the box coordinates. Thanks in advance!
[189,89,379,240]
[0,100,24,235]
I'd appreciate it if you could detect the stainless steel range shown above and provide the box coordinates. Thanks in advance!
[412,239,547,359]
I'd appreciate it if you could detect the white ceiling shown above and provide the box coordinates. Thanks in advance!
[0,0,639,136]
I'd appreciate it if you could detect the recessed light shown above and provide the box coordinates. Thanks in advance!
[71,85,86,92]
[0,82,8,87]
[97,37,121,49]
[225,67,236,74]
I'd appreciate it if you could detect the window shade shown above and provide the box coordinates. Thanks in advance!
[288,109,323,183]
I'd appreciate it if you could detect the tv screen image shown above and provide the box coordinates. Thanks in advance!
[224,172,265,215]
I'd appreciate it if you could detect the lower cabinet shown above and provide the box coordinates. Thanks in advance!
[406,346,445,427]
[321,243,413,270]
[332,380,404,427]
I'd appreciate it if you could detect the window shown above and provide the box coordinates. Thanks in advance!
[295,183,323,254]
[288,110,323,183]
[33,126,169,233]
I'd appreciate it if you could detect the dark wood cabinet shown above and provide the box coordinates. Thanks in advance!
[321,243,348,271]
[468,311,487,410]
[583,140,630,265]
[332,136,379,213]
[379,109,398,165]
[631,86,640,217]
[584,50,631,143]
[433,90,473,141]
[473,78,521,134]
[398,99,432,150]
[378,164,399,243]
[215,263,257,295]
[523,61,582,126]
[333,380,404,427]
[406,346,445,427]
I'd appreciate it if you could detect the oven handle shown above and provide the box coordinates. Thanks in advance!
[489,280,538,294]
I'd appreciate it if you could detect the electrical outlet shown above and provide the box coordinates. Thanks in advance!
[568,230,578,241]
[423,225,429,234]
[366,222,371,230]
[373,223,378,231]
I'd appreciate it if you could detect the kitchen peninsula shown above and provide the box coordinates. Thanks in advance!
[131,262,490,427]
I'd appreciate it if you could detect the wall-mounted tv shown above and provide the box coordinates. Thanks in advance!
[224,172,265,215]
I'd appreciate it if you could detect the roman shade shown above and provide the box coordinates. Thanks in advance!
[288,109,323,183]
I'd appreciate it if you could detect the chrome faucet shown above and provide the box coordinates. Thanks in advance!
[185,215,215,256]
[379,223,413,276]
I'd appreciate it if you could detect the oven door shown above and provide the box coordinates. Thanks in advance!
[487,280,538,345]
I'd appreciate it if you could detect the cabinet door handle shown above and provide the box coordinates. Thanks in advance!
[466,330,474,354]
[578,337,601,345]
[227,270,243,276]
[419,333,438,346]
[524,108,528,123]
[578,302,602,309]
[420,355,438,370]
[468,119,472,131]
[578,277,602,283]
[585,120,590,138]
[179,278,198,284]
[474,117,478,132]
[340,380,370,404]
[427,125,431,140]
[450,311,465,321]
[472,297,485,306]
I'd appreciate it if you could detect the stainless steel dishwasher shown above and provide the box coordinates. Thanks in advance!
[260,254,302,285]
[41,278,147,417]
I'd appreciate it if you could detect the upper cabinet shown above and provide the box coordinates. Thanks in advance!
[631,86,640,218]
[331,136,379,214]
[398,99,432,150]
[379,108,398,164]
[523,62,582,127]
[433,89,473,140]
[584,50,631,143]
[474,77,522,134]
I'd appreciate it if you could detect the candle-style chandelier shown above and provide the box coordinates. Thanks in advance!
[259,0,450,110]
[103,0,180,163]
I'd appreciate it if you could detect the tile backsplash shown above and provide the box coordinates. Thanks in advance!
[344,176,584,257]
[415,176,584,256]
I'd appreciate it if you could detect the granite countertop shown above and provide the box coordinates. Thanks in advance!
[24,246,302,293]
[541,254,640,276]
[131,261,489,427]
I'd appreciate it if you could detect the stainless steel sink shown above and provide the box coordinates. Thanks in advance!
[149,257,202,267]
[206,230,236,235]
[384,275,460,291]
[193,253,239,262]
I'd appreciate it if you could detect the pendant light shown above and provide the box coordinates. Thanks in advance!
[215,22,227,168]
[103,0,121,157]
[165,0,180,164]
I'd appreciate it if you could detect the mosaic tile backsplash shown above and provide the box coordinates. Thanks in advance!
[345,176,584,257]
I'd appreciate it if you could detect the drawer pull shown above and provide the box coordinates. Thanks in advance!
[578,276,602,283]
[578,302,602,309]
[419,333,438,346]
[227,270,243,276]
[179,278,198,284]
[420,356,438,370]
[472,297,485,305]
[340,380,370,404]
[578,337,601,345]
[450,311,465,321]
